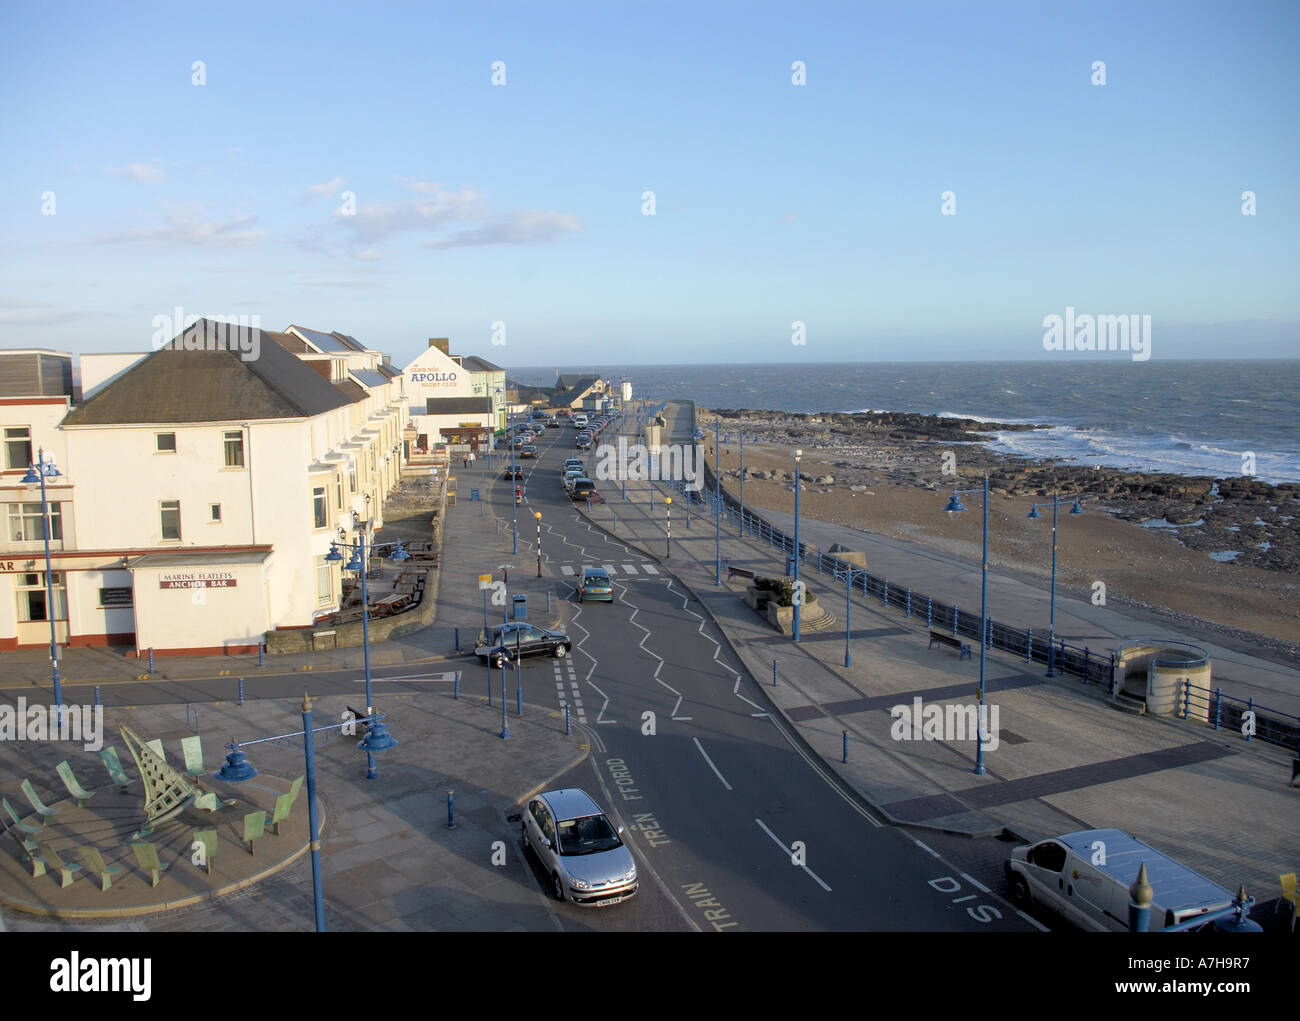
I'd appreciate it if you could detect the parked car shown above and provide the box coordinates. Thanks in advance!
[560,458,585,476]
[547,419,561,428]
[577,567,613,602]
[570,478,597,501]
[519,444,539,458]
[521,788,638,905]
[502,465,524,479]
[556,409,570,418]
[475,622,572,663]
[1005,829,1236,932]
[563,469,585,492]
[575,436,592,451]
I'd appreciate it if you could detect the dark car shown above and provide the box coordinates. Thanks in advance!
[570,478,597,501]
[575,435,592,451]
[520,444,539,458]
[475,622,572,663]
[547,419,561,428]
[503,465,524,479]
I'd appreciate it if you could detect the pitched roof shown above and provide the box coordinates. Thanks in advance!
[331,332,369,352]
[287,325,351,354]
[266,330,311,353]
[334,379,369,403]
[350,369,389,389]
[376,363,401,378]
[461,355,504,373]
[62,319,354,425]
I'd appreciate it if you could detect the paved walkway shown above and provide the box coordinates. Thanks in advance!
[579,403,1299,910]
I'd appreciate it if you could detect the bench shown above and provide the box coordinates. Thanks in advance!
[346,706,372,733]
[727,566,755,582]
[928,630,972,660]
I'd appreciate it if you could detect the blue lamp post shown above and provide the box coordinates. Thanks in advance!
[835,566,870,667]
[511,406,519,555]
[738,431,746,537]
[213,695,396,932]
[792,449,802,642]
[1027,494,1085,677]
[324,526,409,780]
[22,449,63,718]
[942,474,990,775]
[714,419,721,585]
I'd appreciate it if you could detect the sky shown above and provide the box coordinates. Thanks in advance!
[1,0,1297,368]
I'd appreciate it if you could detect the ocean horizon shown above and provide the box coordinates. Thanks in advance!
[513,360,1300,485]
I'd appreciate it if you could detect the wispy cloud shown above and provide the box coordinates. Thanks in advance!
[109,162,165,182]
[93,203,266,247]
[426,209,580,249]
[350,248,382,261]
[0,299,84,326]
[308,176,345,198]
[333,179,580,249]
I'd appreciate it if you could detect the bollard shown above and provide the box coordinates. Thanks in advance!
[565,705,571,736]
[772,659,778,686]
[454,627,460,652]
[1026,628,1033,664]
[547,591,552,613]
[446,790,456,829]
[497,519,501,536]
[454,671,461,700]
[842,730,848,763]
[517,675,523,716]
[238,678,246,706]
[148,647,155,674]
[258,644,265,668]
[1212,686,1222,730]
[94,685,101,707]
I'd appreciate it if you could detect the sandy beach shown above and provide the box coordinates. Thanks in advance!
[696,408,1300,657]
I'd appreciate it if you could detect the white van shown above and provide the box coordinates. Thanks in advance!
[572,413,589,428]
[1006,828,1237,932]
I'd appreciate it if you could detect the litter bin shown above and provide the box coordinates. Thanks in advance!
[470,487,480,501]
[512,594,527,621]
[785,555,796,577]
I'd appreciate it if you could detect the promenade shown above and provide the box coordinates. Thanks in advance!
[578,401,1298,909]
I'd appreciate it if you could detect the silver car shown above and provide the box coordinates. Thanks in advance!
[521,788,638,906]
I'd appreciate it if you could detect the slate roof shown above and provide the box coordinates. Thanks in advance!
[334,379,369,403]
[62,319,355,425]
[331,332,369,352]
[460,355,504,373]
[288,325,351,353]
[351,369,389,389]
[267,331,311,353]
[376,363,401,378]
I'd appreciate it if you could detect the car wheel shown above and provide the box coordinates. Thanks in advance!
[1007,869,1031,906]
[552,872,566,902]
[554,644,568,659]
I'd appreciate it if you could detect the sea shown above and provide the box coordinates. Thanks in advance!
[514,360,1300,485]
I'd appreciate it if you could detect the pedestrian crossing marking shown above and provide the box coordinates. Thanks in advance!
[602,564,616,574]
[561,565,575,576]
[642,565,658,574]
[622,564,637,573]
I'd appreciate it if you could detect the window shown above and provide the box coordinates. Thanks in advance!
[223,431,245,467]
[17,571,65,622]
[7,502,62,542]
[210,504,222,522]
[349,461,357,493]
[156,433,176,453]
[312,487,327,529]
[99,587,133,608]
[160,500,181,540]
[336,476,342,508]
[315,556,333,604]
[4,427,32,470]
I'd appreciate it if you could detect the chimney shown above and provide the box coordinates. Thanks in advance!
[428,338,450,355]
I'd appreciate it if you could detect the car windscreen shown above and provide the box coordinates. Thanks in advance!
[557,814,622,856]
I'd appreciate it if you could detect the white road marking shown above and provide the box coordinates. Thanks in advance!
[692,738,732,791]
[642,565,658,574]
[622,564,637,573]
[961,872,991,894]
[754,818,832,892]
[561,565,575,576]
[602,564,616,574]
[1018,910,1050,932]
[913,840,940,858]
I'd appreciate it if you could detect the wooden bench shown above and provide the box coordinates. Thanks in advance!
[727,566,755,582]
[928,630,972,660]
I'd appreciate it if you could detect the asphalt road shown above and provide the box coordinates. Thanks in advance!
[24,415,1042,932]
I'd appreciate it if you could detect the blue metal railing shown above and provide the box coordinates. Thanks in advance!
[1179,682,1300,751]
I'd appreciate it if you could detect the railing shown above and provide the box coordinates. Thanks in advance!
[1180,682,1300,752]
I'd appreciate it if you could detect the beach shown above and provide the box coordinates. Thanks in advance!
[697,408,1300,656]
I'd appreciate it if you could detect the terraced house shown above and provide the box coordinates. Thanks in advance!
[0,323,409,656]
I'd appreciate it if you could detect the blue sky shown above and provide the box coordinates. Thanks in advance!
[2,0,1297,367]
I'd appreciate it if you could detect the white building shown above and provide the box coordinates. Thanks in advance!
[0,323,409,656]
[402,339,496,453]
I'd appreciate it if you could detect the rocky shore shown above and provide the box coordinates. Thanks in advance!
[709,408,1300,575]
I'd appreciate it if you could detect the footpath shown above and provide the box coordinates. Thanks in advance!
[1,449,590,931]
[577,403,1299,917]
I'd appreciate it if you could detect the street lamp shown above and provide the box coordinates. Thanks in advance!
[1027,493,1086,677]
[21,449,63,718]
[834,566,870,667]
[942,474,991,775]
[664,497,672,559]
[714,418,721,585]
[213,693,395,931]
[739,431,746,537]
[324,525,409,780]
[792,449,802,643]
[534,511,543,577]
[510,406,518,554]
